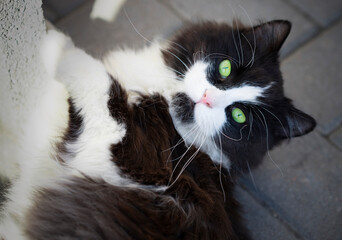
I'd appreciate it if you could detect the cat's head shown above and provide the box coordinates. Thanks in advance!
[163,20,316,174]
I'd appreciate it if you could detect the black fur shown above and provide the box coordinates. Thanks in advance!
[56,98,83,163]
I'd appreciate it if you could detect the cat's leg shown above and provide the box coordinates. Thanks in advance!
[103,43,184,103]
[44,30,127,184]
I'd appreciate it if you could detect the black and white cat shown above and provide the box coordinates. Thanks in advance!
[0,20,315,239]
[104,20,316,173]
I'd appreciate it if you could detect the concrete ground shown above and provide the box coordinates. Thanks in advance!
[43,0,342,239]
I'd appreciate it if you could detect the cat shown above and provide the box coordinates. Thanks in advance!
[0,19,315,240]
[104,20,316,174]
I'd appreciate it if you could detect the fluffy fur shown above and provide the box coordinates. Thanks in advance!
[0,19,316,239]
[105,20,316,174]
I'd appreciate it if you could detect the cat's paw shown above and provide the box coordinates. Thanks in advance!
[40,30,74,78]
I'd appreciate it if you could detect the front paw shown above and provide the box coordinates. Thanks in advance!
[40,30,74,78]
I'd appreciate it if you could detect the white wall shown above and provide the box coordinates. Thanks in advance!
[0,0,48,178]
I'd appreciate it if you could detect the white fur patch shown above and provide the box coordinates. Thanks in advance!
[183,61,212,102]
[52,41,126,183]
[103,42,183,103]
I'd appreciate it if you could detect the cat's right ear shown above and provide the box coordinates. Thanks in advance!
[247,20,292,53]
[275,105,316,139]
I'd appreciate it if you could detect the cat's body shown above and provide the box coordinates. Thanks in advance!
[25,84,248,239]
[0,20,315,239]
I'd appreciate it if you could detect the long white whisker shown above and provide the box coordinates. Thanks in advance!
[247,109,253,140]
[123,8,190,71]
[257,109,284,176]
[168,130,206,188]
[163,125,198,153]
[165,66,185,77]
[219,125,248,142]
[247,161,257,189]
[218,133,226,202]
[234,18,244,66]
[251,106,266,128]
[241,33,255,68]
[204,52,240,67]
[259,106,289,138]
[239,4,256,68]
[153,35,189,53]
[227,5,241,67]
[124,8,188,56]
[168,126,202,186]
[164,125,200,164]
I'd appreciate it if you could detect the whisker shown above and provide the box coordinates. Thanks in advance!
[251,106,266,128]
[241,33,255,68]
[218,133,226,202]
[168,127,202,186]
[154,35,189,53]
[163,125,198,153]
[234,18,244,66]
[256,108,284,176]
[239,4,256,68]
[165,66,185,77]
[204,53,240,67]
[247,161,257,189]
[164,125,200,164]
[259,106,289,138]
[219,125,248,142]
[227,5,242,67]
[168,130,206,188]
[247,109,253,140]
[123,8,190,71]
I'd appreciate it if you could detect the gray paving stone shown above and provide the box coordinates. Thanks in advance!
[282,20,342,135]
[330,127,342,150]
[165,0,318,57]
[43,0,89,18]
[235,187,301,240]
[288,0,342,27]
[56,0,182,58]
[241,133,342,240]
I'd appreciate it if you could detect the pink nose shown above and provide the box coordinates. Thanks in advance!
[198,90,212,108]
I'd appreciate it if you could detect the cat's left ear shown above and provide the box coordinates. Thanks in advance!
[275,105,316,139]
[248,20,292,53]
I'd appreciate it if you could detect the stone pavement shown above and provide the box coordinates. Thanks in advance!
[43,0,342,239]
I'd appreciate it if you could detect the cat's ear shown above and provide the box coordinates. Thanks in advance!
[249,20,292,53]
[275,105,316,139]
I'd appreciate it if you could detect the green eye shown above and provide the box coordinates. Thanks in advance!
[232,107,246,123]
[219,59,231,78]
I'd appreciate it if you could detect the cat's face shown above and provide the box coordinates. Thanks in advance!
[163,20,316,173]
